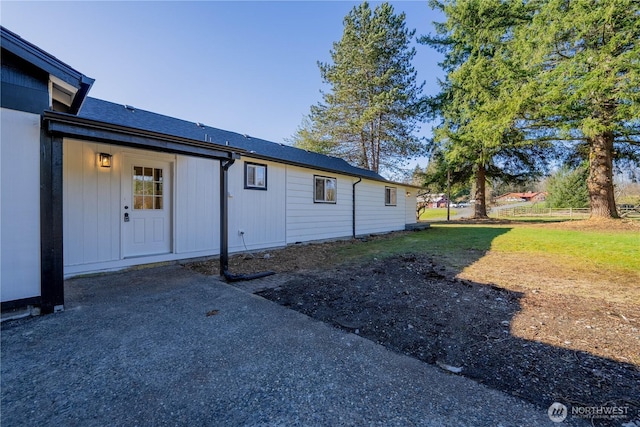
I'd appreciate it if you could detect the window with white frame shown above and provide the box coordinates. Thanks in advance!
[314,175,337,203]
[244,162,267,190]
[385,186,397,206]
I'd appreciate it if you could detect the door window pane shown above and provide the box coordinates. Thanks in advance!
[133,165,165,210]
[134,195,143,210]
[143,196,154,210]
[143,180,153,195]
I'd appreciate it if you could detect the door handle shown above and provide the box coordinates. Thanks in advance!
[124,212,130,222]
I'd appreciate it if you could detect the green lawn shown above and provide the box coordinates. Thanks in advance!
[418,208,457,220]
[340,224,510,269]
[343,223,639,271]
[337,222,640,303]
[488,226,639,272]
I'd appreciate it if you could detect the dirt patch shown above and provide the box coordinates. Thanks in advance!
[450,217,640,232]
[255,255,639,425]
[187,233,403,275]
[187,223,640,425]
[458,251,640,305]
[532,218,640,232]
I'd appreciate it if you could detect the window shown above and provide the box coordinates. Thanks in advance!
[133,166,163,210]
[314,175,337,203]
[385,187,397,206]
[245,162,267,190]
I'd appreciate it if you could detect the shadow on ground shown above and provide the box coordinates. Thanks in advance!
[254,234,640,427]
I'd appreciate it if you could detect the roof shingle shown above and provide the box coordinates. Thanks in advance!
[79,97,386,182]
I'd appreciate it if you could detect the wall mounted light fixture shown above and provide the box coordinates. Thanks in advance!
[98,153,112,168]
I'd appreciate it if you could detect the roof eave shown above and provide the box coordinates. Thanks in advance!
[43,111,243,161]
[1,26,95,114]
[240,151,419,188]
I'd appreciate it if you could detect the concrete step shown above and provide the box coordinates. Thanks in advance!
[405,222,431,231]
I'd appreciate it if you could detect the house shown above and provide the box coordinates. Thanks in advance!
[0,26,419,313]
[494,192,547,204]
[417,193,449,209]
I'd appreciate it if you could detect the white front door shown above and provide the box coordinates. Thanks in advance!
[122,157,172,257]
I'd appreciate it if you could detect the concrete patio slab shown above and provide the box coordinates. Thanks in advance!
[1,265,585,426]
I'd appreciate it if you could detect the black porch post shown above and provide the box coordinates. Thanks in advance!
[40,131,64,313]
[219,158,235,276]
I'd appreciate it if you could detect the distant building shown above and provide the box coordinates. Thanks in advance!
[417,193,449,208]
[495,192,547,203]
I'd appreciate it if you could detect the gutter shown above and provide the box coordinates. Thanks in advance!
[43,111,245,160]
[237,151,421,190]
[219,159,275,282]
[352,177,361,238]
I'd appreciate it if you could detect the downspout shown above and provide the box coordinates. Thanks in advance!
[352,177,362,239]
[219,158,275,282]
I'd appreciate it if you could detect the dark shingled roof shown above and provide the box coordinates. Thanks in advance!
[78,97,387,182]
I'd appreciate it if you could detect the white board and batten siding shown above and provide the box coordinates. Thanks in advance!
[63,139,121,268]
[63,139,229,276]
[227,159,286,252]
[355,180,407,236]
[1,108,42,303]
[174,155,219,255]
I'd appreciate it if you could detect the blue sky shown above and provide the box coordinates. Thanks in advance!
[2,1,444,175]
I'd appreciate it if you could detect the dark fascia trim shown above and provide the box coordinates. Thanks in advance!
[68,81,93,115]
[1,26,95,89]
[243,151,377,183]
[1,27,95,117]
[43,111,243,161]
[241,151,422,189]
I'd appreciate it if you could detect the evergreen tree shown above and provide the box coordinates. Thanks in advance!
[516,0,640,218]
[420,147,470,196]
[287,116,336,155]
[545,165,590,209]
[421,0,548,218]
[292,2,426,174]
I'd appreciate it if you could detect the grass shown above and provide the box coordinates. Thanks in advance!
[337,222,640,304]
[418,208,457,221]
[489,227,639,271]
[340,225,508,269]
